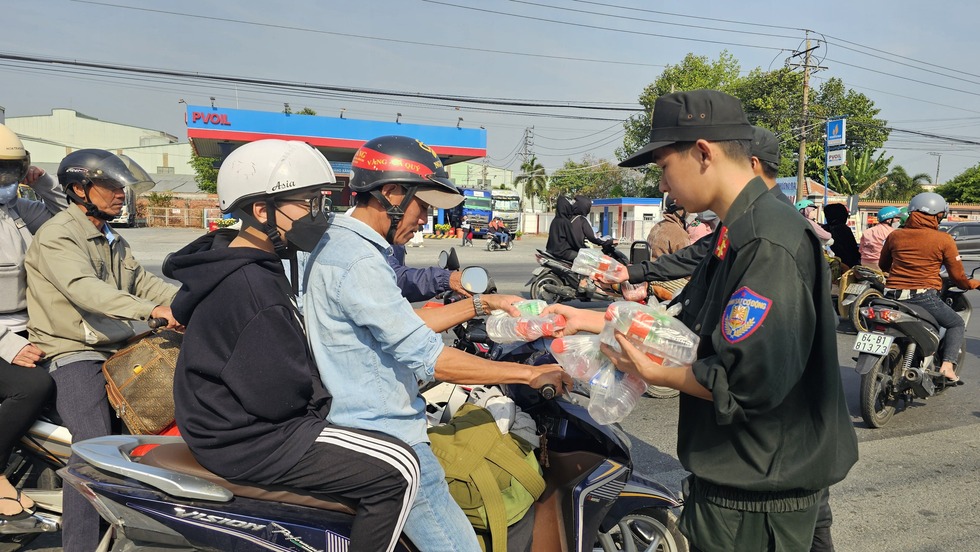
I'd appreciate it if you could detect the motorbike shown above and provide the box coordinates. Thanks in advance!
[486,229,515,252]
[60,266,688,552]
[1,318,175,550]
[853,270,974,428]
[527,241,630,304]
[0,409,67,549]
[838,265,886,332]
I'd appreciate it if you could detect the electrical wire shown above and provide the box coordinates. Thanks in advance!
[421,0,787,51]
[70,0,666,69]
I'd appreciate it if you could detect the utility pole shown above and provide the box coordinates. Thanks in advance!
[788,31,827,202]
[482,156,490,189]
[520,127,534,168]
[928,152,942,185]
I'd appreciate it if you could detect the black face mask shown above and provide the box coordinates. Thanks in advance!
[284,212,330,252]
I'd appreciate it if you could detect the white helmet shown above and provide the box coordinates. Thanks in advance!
[217,140,336,213]
[0,123,29,186]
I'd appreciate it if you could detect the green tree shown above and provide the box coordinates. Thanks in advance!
[549,155,653,202]
[936,163,980,203]
[297,107,317,115]
[828,149,892,196]
[871,166,929,201]
[515,156,548,211]
[190,152,219,194]
[618,51,741,165]
[619,53,890,185]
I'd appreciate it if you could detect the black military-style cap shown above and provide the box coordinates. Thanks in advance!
[619,89,754,168]
[751,126,780,166]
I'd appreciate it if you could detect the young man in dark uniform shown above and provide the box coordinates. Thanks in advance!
[549,91,857,551]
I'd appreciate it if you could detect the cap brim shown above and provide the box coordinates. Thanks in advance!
[618,140,676,167]
[416,188,464,209]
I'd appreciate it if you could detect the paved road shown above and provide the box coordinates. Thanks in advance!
[23,228,980,551]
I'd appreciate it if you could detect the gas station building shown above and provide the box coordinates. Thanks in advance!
[185,105,487,210]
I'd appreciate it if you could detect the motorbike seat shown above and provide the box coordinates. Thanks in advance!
[868,297,940,329]
[140,443,356,514]
[537,249,572,267]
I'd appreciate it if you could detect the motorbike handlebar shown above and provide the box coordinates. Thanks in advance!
[148,318,169,329]
[539,384,557,400]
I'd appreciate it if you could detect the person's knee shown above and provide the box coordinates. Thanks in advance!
[19,368,54,401]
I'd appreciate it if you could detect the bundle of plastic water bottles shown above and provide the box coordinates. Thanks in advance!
[570,248,624,280]
[485,299,566,343]
[549,301,699,425]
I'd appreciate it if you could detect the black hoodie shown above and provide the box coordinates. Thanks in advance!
[164,233,329,483]
[821,203,860,268]
[571,195,608,248]
[546,195,580,262]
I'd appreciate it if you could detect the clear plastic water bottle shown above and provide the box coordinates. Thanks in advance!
[549,334,606,382]
[513,299,548,316]
[587,363,648,425]
[603,301,699,367]
[571,248,624,280]
[486,313,566,343]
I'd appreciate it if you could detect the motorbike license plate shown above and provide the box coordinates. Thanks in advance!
[844,282,869,295]
[853,332,893,356]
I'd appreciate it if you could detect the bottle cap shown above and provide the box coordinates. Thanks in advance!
[550,337,566,354]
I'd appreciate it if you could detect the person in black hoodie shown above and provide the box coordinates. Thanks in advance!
[546,195,580,262]
[164,139,419,552]
[570,194,613,250]
[822,203,861,269]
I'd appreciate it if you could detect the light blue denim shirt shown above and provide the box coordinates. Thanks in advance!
[303,214,444,446]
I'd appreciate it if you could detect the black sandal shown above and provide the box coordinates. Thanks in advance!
[0,496,30,522]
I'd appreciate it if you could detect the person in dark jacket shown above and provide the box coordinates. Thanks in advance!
[822,203,860,268]
[546,195,579,262]
[549,92,857,552]
[387,244,470,302]
[166,139,419,552]
[571,195,610,249]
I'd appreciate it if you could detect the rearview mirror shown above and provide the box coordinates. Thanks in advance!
[460,266,490,294]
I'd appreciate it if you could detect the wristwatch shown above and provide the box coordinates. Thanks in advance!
[472,294,488,317]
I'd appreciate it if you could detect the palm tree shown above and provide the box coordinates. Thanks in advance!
[878,166,930,202]
[829,149,892,197]
[515,156,548,211]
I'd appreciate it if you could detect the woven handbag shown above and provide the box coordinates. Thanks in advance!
[102,329,183,435]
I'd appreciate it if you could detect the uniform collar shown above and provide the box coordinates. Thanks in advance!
[721,177,768,229]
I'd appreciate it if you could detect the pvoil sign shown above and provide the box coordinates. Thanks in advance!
[191,112,231,126]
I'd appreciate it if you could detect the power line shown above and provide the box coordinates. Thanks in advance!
[0,52,640,116]
[70,0,666,69]
[421,0,787,51]
[568,0,806,32]
[506,0,800,40]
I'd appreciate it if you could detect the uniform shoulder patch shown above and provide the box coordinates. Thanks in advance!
[722,287,772,343]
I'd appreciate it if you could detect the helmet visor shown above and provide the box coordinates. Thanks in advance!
[0,157,29,186]
[115,154,156,194]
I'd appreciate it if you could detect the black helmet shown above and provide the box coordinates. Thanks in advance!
[58,149,155,220]
[350,135,462,208]
[663,196,685,215]
[350,135,463,242]
[58,149,155,194]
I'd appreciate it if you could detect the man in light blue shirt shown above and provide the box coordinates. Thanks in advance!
[304,136,569,551]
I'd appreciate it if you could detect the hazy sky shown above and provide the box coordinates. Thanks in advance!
[5,0,980,183]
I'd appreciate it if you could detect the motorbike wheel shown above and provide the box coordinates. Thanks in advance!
[594,507,687,552]
[859,344,902,428]
[487,240,497,252]
[530,272,564,303]
[850,288,883,332]
[506,240,513,251]
[645,385,680,399]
